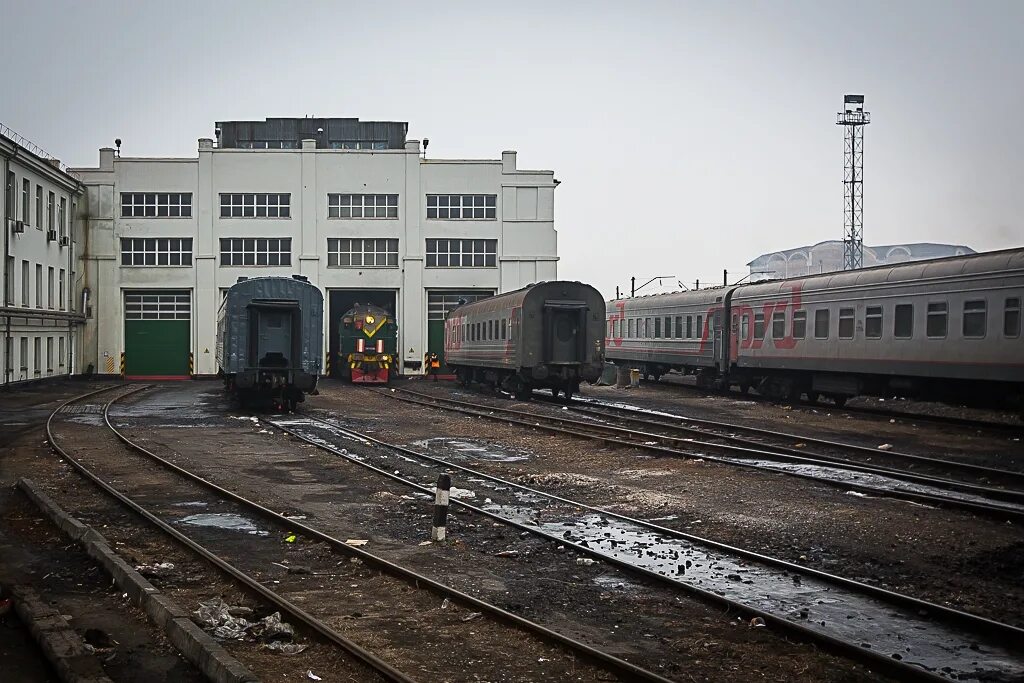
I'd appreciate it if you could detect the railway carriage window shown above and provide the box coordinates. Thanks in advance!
[753,313,764,339]
[686,316,693,338]
[865,306,883,339]
[643,318,650,338]
[962,300,987,338]
[664,316,672,338]
[926,302,947,338]
[502,319,507,340]
[654,317,661,338]
[772,311,785,339]
[792,310,806,339]
[741,314,749,340]
[894,304,913,338]
[628,318,635,338]
[1005,298,1021,337]
[697,315,704,338]
[838,308,855,339]
[813,310,828,338]
[674,316,683,338]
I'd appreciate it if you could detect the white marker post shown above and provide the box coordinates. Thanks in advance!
[431,474,452,541]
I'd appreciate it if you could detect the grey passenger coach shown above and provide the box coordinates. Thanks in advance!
[216,275,323,411]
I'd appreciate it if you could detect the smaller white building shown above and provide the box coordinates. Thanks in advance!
[748,240,976,281]
[2,127,84,386]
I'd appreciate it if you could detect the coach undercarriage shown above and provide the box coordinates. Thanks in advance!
[454,365,583,400]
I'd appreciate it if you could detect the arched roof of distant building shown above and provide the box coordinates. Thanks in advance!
[746,240,975,267]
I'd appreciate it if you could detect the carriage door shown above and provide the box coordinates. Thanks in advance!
[543,302,587,364]
[712,310,724,369]
[250,305,295,368]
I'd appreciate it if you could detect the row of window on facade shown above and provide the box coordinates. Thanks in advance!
[614,298,1022,342]
[119,193,498,220]
[2,257,67,310]
[4,170,70,236]
[2,335,66,379]
[118,237,499,268]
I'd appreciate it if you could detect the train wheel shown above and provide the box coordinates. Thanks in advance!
[806,391,821,404]
[832,395,848,408]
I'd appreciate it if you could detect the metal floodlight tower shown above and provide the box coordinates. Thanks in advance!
[837,94,870,270]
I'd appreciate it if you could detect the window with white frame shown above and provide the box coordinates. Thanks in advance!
[329,140,388,150]
[219,238,292,266]
[328,194,398,219]
[125,291,191,320]
[120,238,194,266]
[58,197,67,238]
[327,238,398,267]
[120,192,193,218]
[21,179,29,223]
[47,191,54,230]
[425,239,497,268]
[219,193,291,218]
[426,194,496,219]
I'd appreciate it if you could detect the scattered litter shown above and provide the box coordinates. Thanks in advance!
[134,561,175,578]
[251,612,295,642]
[259,429,271,434]
[462,612,482,622]
[877,443,894,451]
[418,540,433,546]
[84,628,116,649]
[263,642,308,655]
[284,534,297,543]
[889,419,896,424]
[792,443,806,448]
[307,671,322,681]
[494,550,519,558]
[441,598,451,609]
[449,487,476,499]
[345,539,369,546]
[576,558,595,566]
[194,599,251,640]
[845,490,869,497]
[749,617,766,628]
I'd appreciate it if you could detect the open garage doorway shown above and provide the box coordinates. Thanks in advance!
[328,289,397,378]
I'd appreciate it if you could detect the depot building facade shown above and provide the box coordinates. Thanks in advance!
[72,117,558,378]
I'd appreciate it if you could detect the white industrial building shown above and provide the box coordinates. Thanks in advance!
[2,128,84,387]
[72,117,559,378]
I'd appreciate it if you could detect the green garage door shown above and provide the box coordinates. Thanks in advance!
[124,291,191,377]
[427,290,494,368]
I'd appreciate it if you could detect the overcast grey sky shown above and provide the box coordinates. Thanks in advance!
[2,0,1021,297]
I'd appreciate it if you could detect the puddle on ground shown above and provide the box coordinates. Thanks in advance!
[412,438,530,463]
[178,513,267,536]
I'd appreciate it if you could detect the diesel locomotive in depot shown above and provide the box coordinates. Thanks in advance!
[444,281,606,400]
[338,303,398,383]
[605,248,1024,410]
[216,275,323,411]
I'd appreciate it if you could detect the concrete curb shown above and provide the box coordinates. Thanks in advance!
[16,478,260,683]
[7,583,114,683]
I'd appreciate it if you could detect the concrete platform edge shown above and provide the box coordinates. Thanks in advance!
[16,477,260,683]
[7,583,115,683]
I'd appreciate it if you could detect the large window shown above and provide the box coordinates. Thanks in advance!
[219,193,291,218]
[1005,297,1021,338]
[121,192,192,218]
[753,312,765,339]
[426,194,497,220]
[21,261,29,306]
[328,194,398,218]
[58,197,67,238]
[814,309,829,338]
[47,267,54,309]
[59,270,65,310]
[47,192,54,230]
[962,300,987,338]
[327,238,399,267]
[425,239,497,268]
[120,238,194,266]
[35,186,42,229]
[219,238,292,266]
[865,306,882,339]
[926,302,947,338]
[894,304,913,339]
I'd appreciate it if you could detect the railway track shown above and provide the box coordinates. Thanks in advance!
[381,386,1024,521]
[47,384,674,683]
[270,403,1024,683]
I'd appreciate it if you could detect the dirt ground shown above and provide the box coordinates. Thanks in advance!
[8,377,1018,681]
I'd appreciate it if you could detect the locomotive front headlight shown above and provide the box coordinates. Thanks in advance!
[366,315,375,324]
